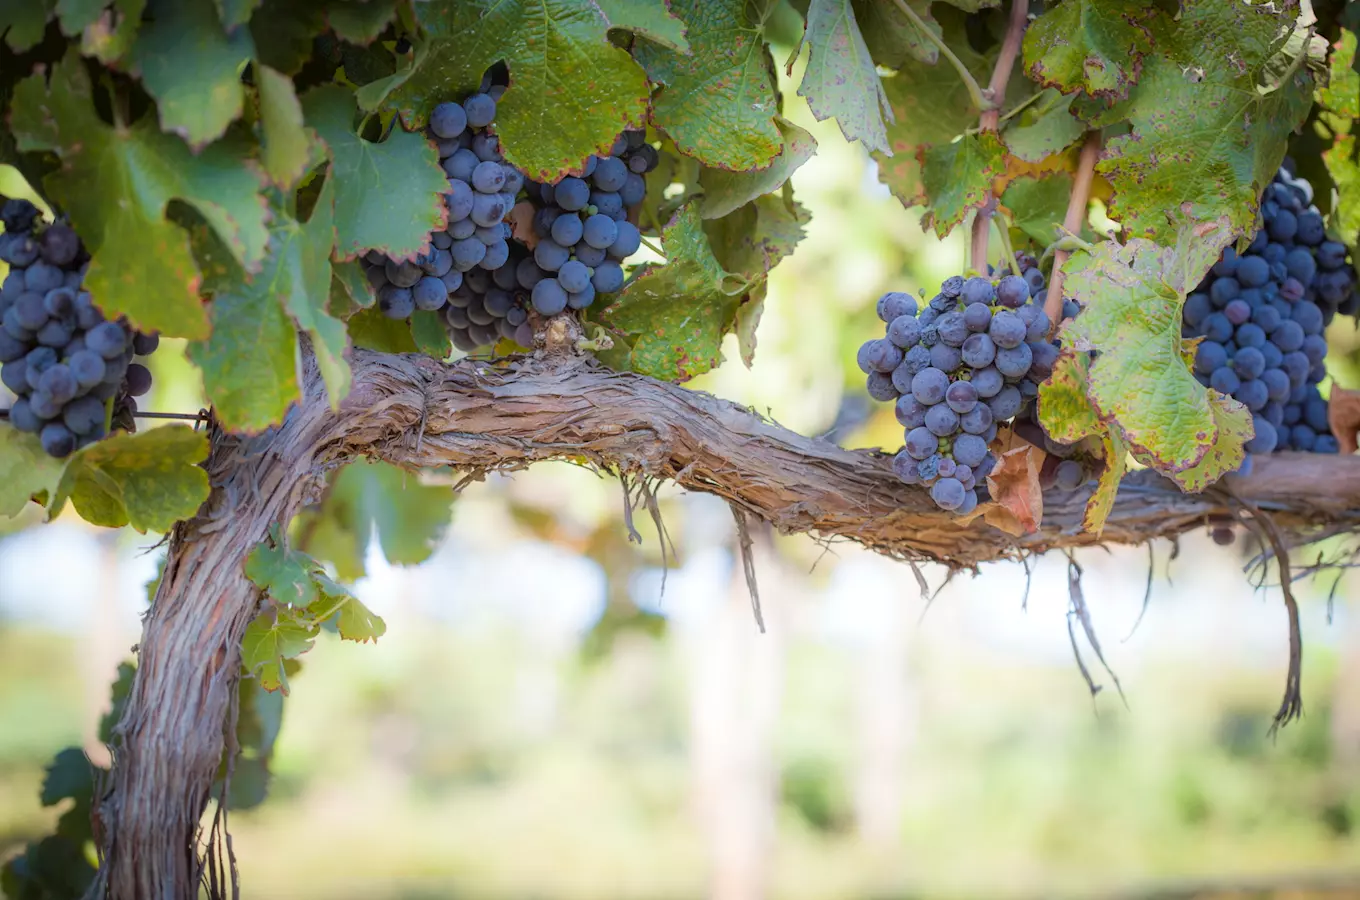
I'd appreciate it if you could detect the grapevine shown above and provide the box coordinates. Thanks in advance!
[0,0,1355,897]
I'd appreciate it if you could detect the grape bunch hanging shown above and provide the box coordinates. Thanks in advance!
[858,256,1059,513]
[1184,166,1357,455]
[0,200,158,458]
[360,76,654,353]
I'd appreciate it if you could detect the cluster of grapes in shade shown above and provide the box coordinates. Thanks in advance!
[0,200,157,458]
[1185,167,1355,456]
[858,255,1061,513]
[360,80,653,353]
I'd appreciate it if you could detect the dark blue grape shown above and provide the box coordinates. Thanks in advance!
[925,403,959,437]
[987,385,1022,420]
[960,333,995,368]
[1024,308,1051,343]
[963,302,991,332]
[63,395,105,436]
[620,173,646,207]
[1027,340,1059,379]
[463,93,496,127]
[1315,434,1340,453]
[916,454,940,481]
[567,283,596,309]
[1289,424,1316,451]
[583,214,618,250]
[40,421,75,457]
[878,292,918,322]
[953,433,988,467]
[471,160,506,192]
[609,221,642,259]
[1262,367,1291,402]
[888,315,922,348]
[905,426,939,460]
[929,342,961,372]
[592,156,628,192]
[451,237,488,272]
[1236,255,1269,288]
[971,366,1003,398]
[479,239,509,270]
[534,239,569,272]
[1267,208,1297,242]
[895,395,928,428]
[1209,366,1240,395]
[1235,322,1266,349]
[551,213,583,247]
[1296,211,1325,246]
[1062,298,1080,320]
[960,277,994,306]
[902,344,932,375]
[945,381,978,414]
[532,278,569,316]
[1251,303,1281,333]
[556,177,590,210]
[1224,299,1250,325]
[911,367,949,405]
[592,261,625,293]
[1270,319,1304,352]
[930,478,966,511]
[378,284,414,318]
[558,259,592,293]
[1210,277,1241,304]
[988,310,1025,349]
[937,312,968,347]
[470,192,508,227]
[893,449,921,484]
[995,343,1032,378]
[413,276,449,310]
[960,403,993,435]
[1245,415,1277,453]
[996,275,1029,309]
[1281,351,1309,387]
[124,363,152,397]
[1233,346,1265,380]
[1055,460,1086,491]
[87,322,127,358]
[1237,378,1268,411]
[1302,334,1327,366]
[1291,301,1323,335]
[865,339,903,373]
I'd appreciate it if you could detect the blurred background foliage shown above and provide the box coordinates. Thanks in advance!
[2,40,1360,900]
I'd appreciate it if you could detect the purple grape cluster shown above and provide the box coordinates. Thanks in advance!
[360,71,656,355]
[1184,167,1356,455]
[858,255,1059,513]
[0,200,157,458]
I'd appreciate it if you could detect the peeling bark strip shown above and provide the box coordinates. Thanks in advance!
[95,348,1360,898]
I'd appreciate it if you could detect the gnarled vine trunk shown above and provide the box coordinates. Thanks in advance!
[92,348,1360,899]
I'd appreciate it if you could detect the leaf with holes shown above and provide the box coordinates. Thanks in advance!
[797,0,893,155]
[596,205,735,381]
[920,132,1007,239]
[1062,216,1241,473]
[386,1,649,181]
[1093,0,1313,243]
[51,426,210,532]
[1022,0,1155,100]
[634,0,782,171]
[303,84,447,261]
[11,50,269,338]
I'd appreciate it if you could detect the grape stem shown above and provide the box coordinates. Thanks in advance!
[1043,131,1102,334]
[968,0,1030,271]
[889,0,989,112]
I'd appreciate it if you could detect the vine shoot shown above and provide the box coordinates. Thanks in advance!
[0,0,1358,897]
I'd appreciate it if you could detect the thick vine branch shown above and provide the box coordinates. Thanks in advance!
[95,349,1360,899]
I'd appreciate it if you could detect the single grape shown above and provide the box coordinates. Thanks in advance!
[430,101,468,139]
[87,322,127,359]
[1271,319,1305,351]
[1194,341,1227,374]
[551,213,584,247]
[1233,346,1265,380]
[929,343,962,372]
[945,380,978,414]
[1184,293,1212,326]
[929,293,955,313]
[1237,378,1269,411]
[963,302,992,333]
[878,292,919,322]
[916,454,940,482]
[960,277,995,306]
[1024,308,1051,343]
[451,237,488,271]
[996,275,1029,309]
[583,214,619,250]
[867,371,898,401]
[592,261,625,293]
[971,366,1003,398]
[555,176,590,210]
[910,367,949,405]
[952,433,989,468]
[864,339,904,373]
[936,312,969,347]
[904,426,939,460]
[378,285,415,319]
[443,148,479,182]
[479,239,510,270]
[1054,460,1085,491]
[470,192,508,227]
[557,259,592,294]
[12,292,48,331]
[592,156,629,192]
[960,333,996,369]
[534,239,570,272]
[1235,322,1266,349]
[987,385,1023,420]
[1224,299,1251,325]
[1209,366,1240,395]
[895,395,928,429]
[924,403,960,437]
[413,276,449,311]
[40,421,76,458]
[930,477,966,511]
[988,310,1026,349]
[609,221,642,259]
[567,283,596,310]
[124,362,153,397]
[36,318,73,348]
[1245,415,1277,453]
[62,395,105,436]
[887,315,922,348]
[471,160,507,193]
[532,278,569,316]
[893,449,921,484]
[960,403,993,435]
[995,343,1033,379]
[463,93,497,128]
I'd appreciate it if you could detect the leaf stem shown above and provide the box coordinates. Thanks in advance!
[993,211,1016,274]
[1044,131,1102,334]
[638,235,666,259]
[889,0,989,112]
[970,0,1031,271]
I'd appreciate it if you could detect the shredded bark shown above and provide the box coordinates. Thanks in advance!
[90,349,1360,899]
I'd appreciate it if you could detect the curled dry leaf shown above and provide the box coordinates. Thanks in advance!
[508,200,539,250]
[1327,385,1360,455]
[984,443,1047,536]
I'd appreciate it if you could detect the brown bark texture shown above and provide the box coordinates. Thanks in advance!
[93,348,1360,898]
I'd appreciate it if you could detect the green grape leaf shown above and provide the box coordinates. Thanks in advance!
[241,608,317,693]
[699,118,817,219]
[216,0,264,27]
[256,64,312,188]
[596,204,735,381]
[188,247,302,433]
[1158,392,1251,492]
[0,428,68,517]
[127,0,255,148]
[704,193,809,282]
[634,0,782,171]
[1,0,55,51]
[297,459,453,580]
[919,131,1007,239]
[279,173,351,407]
[410,309,451,359]
[1001,89,1084,163]
[328,0,396,43]
[40,747,94,807]
[53,426,210,532]
[245,526,319,608]
[55,0,103,34]
[347,306,419,352]
[80,0,145,63]
[854,0,937,68]
[1022,0,1155,100]
[1318,28,1360,118]
[871,27,988,208]
[797,0,893,155]
[1325,133,1360,243]
[1037,350,1102,445]
[1085,430,1127,534]
[1096,0,1313,243]
[1062,217,1243,473]
[331,258,375,315]
[595,0,690,52]
[11,51,270,338]
[303,84,446,261]
[335,594,386,642]
[249,0,324,75]
[390,2,649,181]
[703,193,808,366]
[1001,172,1077,246]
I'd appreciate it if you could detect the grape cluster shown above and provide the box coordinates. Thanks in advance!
[858,257,1059,513]
[1183,168,1356,454]
[360,76,656,354]
[0,200,157,458]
